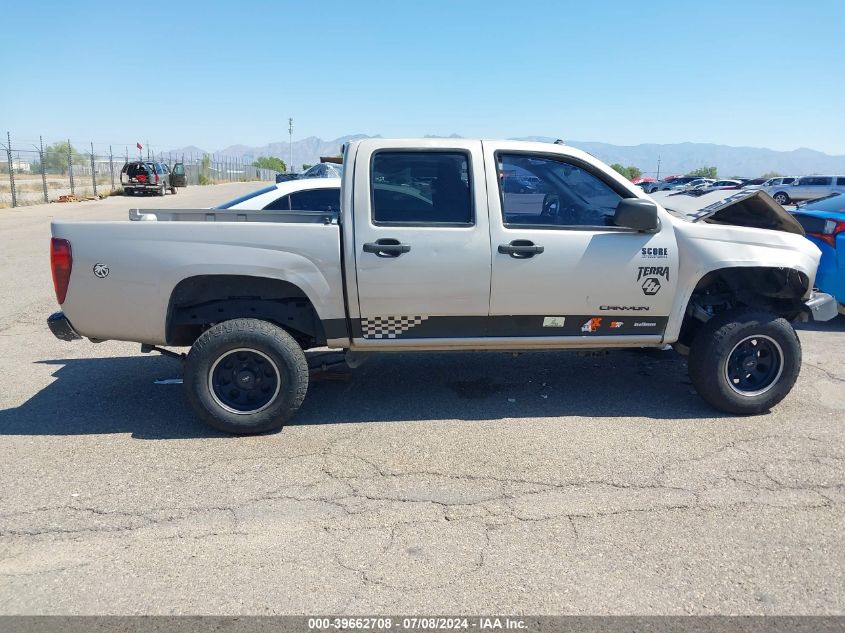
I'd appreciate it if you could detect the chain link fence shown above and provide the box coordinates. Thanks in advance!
[0,133,280,208]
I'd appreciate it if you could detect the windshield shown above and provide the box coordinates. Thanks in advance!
[215,185,278,209]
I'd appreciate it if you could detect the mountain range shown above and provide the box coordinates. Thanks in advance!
[167,135,845,178]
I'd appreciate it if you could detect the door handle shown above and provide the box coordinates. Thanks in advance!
[498,240,544,259]
[363,239,411,258]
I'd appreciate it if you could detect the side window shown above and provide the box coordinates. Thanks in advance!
[262,194,290,211]
[836,177,845,186]
[288,188,341,212]
[371,151,472,225]
[497,153,624,228]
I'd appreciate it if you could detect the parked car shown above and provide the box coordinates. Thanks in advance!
[791,193,845,314]
[678,178,716,192]
[170,162,187,188]
[215,178,341,212]
[740,178,768,189]
[767,175,845,206]
[301,162,344,179]
[653,176,701,192]
[742,177,794,192]
[121,161,175,196]
[702,179,743,192]
[48,138,836,433]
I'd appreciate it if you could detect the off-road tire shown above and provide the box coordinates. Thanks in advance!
[184,318,309,434]
[773,191,790,205]
[688,309,801,415]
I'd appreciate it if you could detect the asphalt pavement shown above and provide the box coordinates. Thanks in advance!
[0,184,843,614]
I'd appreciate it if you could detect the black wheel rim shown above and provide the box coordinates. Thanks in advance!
[724,335,784,396]
[208,348,281,414]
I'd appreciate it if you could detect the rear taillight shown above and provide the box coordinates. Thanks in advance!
[807,220,845,248]
[155,173,160,183]
[50,238,72,304]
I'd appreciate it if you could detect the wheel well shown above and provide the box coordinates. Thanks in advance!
[166,275,325,348]
[676,267,809,351]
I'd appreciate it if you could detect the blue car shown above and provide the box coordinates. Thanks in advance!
[792,193,845,315]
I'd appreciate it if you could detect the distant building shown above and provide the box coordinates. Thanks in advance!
[12,158,30,172]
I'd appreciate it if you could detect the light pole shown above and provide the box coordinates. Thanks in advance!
[288,117,293,173]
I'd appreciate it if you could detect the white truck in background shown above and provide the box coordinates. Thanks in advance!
[48,138,837,434]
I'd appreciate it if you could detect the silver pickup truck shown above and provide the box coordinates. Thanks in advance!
[48,138,837,434]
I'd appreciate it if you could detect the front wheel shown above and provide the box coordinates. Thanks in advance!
[688,309,801,415]
[773,191,790,205]
[184,318,309,434]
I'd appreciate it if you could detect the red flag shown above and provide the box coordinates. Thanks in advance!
[136,142,143,150]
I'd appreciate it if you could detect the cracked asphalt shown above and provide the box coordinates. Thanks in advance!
[0,184,843,614]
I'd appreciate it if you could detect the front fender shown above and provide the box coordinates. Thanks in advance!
[665,224,821,342]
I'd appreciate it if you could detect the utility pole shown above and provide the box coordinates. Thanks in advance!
[288,117,293,173]
[656,155,661,181]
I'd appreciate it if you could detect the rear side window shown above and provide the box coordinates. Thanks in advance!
[497,153,624,228]
[837,177,845,186]
[801,176,832,186]
[126,163,150,178]
[289,188,340,212]
[371,151,473,225]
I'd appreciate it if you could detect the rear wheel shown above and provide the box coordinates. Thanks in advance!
[170,185,177,194]
[184,318,309,434]
[688,309,801,415]
[773,191,790,205]
[159,184,166,196]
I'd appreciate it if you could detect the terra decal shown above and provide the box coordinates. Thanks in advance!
[609,321,623,329]
[637,266,669,281]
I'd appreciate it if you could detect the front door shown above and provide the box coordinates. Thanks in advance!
[485,144,678,339]
[351,140,491,345]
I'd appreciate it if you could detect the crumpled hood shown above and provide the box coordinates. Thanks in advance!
[653,190,805,235]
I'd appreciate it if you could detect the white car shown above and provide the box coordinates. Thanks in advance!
[678,178,715,192]
[701,179,742,192]
[217,178,341,212]
[743,177,796,192]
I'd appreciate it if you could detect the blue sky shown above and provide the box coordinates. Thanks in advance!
[3,0,844,154]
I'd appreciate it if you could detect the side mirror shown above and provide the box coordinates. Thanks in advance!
[613,198,659,231]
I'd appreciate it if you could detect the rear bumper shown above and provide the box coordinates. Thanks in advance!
[803,291,839,322]
[123,183,161,190]
[47,311,81,341]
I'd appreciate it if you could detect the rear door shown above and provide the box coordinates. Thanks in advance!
[350,139,491,345]
[484,141,678,340]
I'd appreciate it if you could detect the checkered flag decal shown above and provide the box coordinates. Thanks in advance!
[362,315,429,339]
